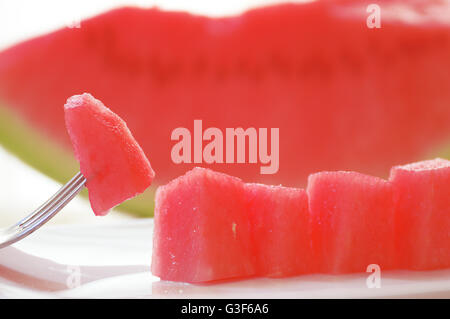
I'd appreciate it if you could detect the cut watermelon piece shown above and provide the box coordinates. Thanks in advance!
[64,93,155,215]
[153,162,449,283]
[245,183,313,277]
[151,167,255,282]
[1,1,450,216]
[307,171,395,274]
[390,158,450,270]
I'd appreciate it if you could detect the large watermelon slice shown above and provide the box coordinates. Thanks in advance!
[1,1,450,216]
[64,93,155,215]
[390,158,450,270]
[153,159,449,283]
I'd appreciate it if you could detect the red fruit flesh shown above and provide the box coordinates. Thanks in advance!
[307,171,395,274]
[64,93,155,215]
[151,167,255,282]
[390,158,450,270]
[153,159,449,283]
[245,183,313,277]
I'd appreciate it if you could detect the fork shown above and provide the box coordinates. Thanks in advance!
[0,172,86,249]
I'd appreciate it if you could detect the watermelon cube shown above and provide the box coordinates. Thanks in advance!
[390,158,450,270]
[245,183,313,277]
[151,167,255,283]
[64,93,155,215]
[307,171,396,274]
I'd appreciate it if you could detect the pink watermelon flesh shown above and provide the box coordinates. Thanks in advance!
[1,1,450,194]
[390,158,450,270]
[245,183,313,277]
[151,167,255,283]
[154,161,449,282]
[64,93,155,215]
[307,171,396,274]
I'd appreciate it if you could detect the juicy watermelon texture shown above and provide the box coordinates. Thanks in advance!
[0,1,450,188]
[64,93,154,215]
[152,159,449,283]
[152,167,255,282]
[245,183,313,277]
[307,171,395,273]
[390,158,450,270]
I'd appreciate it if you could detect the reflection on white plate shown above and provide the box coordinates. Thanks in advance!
[0,219,449,298]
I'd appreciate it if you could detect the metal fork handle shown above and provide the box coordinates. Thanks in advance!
[0,172,86,249]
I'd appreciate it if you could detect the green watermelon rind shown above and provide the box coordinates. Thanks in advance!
[0,101,155,217]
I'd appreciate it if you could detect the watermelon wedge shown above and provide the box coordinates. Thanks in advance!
[64,93,155,215]
[153,159,449,283]
[1,1,450,216]
[390,158,450,270]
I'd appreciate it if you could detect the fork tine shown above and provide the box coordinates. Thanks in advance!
[18,173,85,230]
[24,176,86,235]
[0,172,86,249]
[14,172,85,230]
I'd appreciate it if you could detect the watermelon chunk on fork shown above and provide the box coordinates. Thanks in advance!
[64,93,155,215]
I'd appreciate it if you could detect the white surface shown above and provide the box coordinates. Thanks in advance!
[0,218,449,299]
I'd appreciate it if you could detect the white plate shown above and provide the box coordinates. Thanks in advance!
[0,219,449,298]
